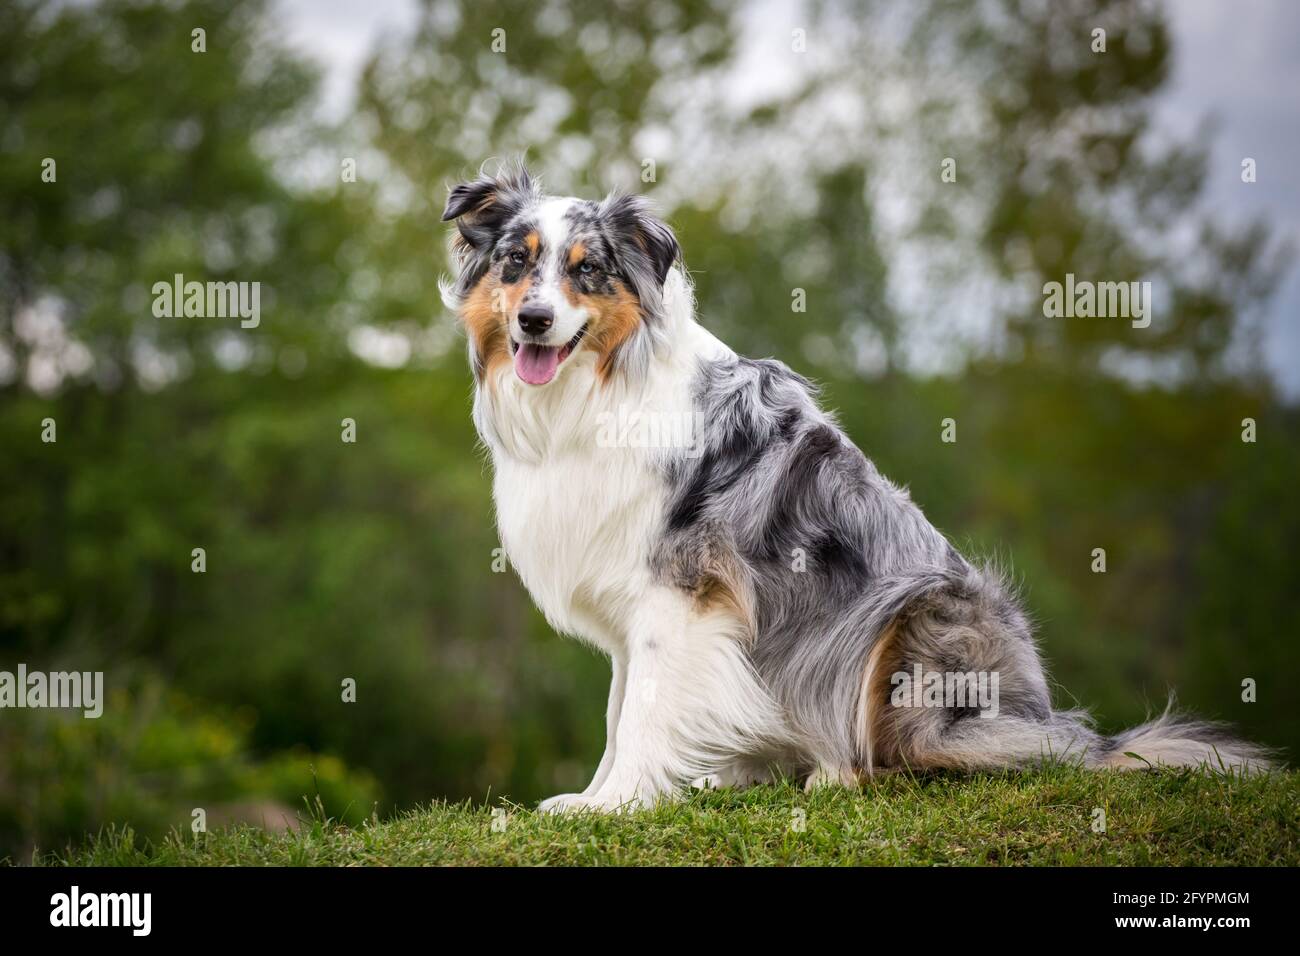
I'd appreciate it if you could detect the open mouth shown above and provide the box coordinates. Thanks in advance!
[509,324,587,386]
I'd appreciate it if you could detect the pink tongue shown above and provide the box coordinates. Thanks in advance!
[514,343,561,385]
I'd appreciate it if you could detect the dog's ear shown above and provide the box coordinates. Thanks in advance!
[442,162,536,252]
[441,177,498,223]
[601,194,681,318]
[441,163,538,308]
[635,213,681,287]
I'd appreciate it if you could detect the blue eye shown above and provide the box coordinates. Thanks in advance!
[578,262,595,274]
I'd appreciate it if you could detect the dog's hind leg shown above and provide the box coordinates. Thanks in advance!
[861,577,1101,773]
[804,761,859,791]
[690,757,780,791]
[861,580,1270,774]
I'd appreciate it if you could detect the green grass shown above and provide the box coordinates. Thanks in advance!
[36,767,1300,866]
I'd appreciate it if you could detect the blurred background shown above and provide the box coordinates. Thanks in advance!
[2,0,1297,861]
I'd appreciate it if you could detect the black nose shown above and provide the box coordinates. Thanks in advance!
[517,305,554,336]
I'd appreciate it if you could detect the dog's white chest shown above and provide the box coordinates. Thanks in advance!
[492,448,665,649]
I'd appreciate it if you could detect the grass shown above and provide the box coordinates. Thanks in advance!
[35,765,1300,866]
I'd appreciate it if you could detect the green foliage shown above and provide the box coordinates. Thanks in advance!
[0,675,378,863]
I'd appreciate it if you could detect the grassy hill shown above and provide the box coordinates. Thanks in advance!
[35,766,1300,866]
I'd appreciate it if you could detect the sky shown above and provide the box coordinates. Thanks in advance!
[1155,0,1300,397]
[277,0,1299,397]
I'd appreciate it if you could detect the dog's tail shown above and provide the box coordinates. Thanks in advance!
[1086,707,1275,772]
[856,564,1277,776]
[871,698,1277,776]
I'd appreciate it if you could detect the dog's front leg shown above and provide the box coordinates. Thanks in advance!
[581,641,683,810]
[541,589,773,813]
[584,651,626,794]
[538,652,625,813]
[539,592,691,812]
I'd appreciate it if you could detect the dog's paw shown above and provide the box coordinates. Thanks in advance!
[691,761,776,791]
[537,792,626,814]
[537,793,590,814]
[537,791,648,814]
[804,763,859,791]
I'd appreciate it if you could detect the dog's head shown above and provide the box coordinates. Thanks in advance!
[440,161,680,387]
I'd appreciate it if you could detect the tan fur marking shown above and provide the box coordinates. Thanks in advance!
[462,274,531,385]
[691,562,756,641]
[858,617,905,775]
[663,535,756,642]
[567,241,586,268]
[525,231,540,256]
[563,279,642,382]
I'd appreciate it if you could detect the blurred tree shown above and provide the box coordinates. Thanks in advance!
[0,0,362,375]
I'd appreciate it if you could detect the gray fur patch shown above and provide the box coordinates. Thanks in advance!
[654,355,1272,775]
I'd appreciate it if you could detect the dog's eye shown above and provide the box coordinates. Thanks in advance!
[577,262,595,275]
[508,250,527,266]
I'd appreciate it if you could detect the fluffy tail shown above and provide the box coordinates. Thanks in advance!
[856,566,1278,776]
[893,703,1278,775]
[1089,707,1276,772]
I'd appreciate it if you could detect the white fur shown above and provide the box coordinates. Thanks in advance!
[512,198,590,348]
[477,267,795,810]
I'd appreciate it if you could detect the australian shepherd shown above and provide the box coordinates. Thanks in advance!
[440,160,1271,812]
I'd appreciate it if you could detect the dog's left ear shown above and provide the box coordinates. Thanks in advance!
[601,194,681,317]
[636,213,681,287]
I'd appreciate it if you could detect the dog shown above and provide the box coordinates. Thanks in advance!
[440,160,1272,812]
